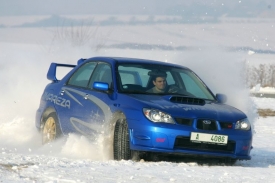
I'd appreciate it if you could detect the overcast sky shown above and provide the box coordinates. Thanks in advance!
[0,0,274,17]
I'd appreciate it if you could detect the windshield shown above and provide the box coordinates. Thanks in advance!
[117,63,215,100]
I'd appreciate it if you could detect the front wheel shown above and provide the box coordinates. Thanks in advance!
[42,112,61,145]
[113,119,138,160]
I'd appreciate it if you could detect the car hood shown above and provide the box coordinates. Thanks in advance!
[125,94,247,122]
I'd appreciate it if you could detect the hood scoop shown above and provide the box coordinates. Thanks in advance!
[170,96,205,105]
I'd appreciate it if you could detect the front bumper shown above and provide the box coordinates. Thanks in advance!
[128,120,253,160]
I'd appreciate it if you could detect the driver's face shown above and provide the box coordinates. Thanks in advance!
[153,77,167,91]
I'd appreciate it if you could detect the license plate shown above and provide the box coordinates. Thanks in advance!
[190,132,228,145]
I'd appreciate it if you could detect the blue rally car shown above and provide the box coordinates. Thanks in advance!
[35,56,253,163]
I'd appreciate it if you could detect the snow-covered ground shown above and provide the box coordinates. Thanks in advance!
[1,16,275,182]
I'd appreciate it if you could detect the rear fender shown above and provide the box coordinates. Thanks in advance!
[40,107,57,129]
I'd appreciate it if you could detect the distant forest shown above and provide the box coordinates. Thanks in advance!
[246,64,275,88]
[1,13,275,29]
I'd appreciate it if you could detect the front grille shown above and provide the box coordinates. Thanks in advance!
[170,96,205,105]
[175,118,193,126]
[197,119,217,130]
[174,136,236,153]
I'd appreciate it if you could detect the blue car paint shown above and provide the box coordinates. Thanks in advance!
[36,56,253,160]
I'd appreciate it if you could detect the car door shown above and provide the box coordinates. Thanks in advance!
[55,61,99,137]
[56,61,114,138]
[86,62,114,124]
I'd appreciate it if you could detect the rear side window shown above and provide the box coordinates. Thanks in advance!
[67,62,97,87]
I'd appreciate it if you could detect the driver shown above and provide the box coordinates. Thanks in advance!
[147,74,167,93]
[147,70,181,94]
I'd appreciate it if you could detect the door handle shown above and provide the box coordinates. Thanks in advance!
[84,94,89,100]
[60,90,65,96]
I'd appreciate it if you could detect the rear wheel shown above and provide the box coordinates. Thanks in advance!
[42,113,61,145]
[113,119,135,160]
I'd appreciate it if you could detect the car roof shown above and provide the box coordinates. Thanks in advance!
[85,56,189,69]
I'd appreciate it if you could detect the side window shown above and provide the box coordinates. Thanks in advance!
[89,63,112,88]
[67,62,97,87]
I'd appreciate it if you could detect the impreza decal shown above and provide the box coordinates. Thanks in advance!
[86,95,111,118]
[62,87,111,118]
[45,92,70,109]
[70,117,103,136]
[63,89,83,106]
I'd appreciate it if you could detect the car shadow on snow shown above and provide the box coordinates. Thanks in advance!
[136,148,275,167]
[136,153,238,166]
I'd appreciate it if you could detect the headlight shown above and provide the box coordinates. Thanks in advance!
[143,108,175,124]
[235,118,251,130]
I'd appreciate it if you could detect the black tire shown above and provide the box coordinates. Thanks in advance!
[42,112,62,145]
[113,119,132,160]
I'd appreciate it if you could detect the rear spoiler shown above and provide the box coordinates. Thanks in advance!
[47,63,76,82]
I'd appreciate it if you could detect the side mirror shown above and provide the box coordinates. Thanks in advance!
[93,82,109,91]
[216,93,227,103]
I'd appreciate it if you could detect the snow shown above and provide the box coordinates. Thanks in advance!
[251,85,275,94]
[1,16,275,182]
[1,108,275,183]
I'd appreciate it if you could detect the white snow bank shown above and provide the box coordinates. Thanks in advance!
[250,85,275,94]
